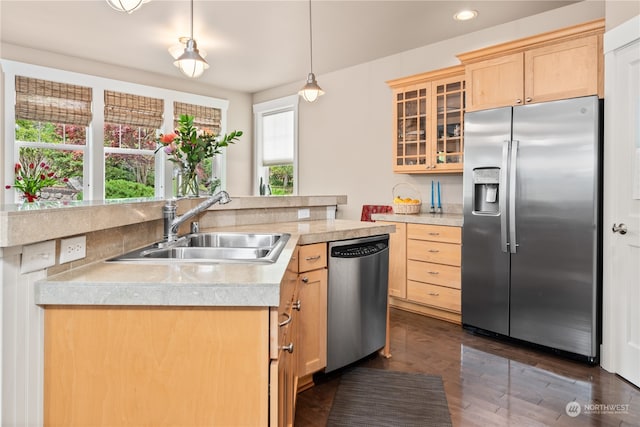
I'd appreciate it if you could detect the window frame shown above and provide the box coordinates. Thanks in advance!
[253,95,299,196]
[1,60,230,204]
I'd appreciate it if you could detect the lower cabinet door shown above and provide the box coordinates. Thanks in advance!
[297,268,327,377]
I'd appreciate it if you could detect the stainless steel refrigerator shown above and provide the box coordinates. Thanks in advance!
[461,96,601,363]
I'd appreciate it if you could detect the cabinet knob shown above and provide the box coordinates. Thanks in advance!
[428,292,440,296]
[301,276,309,283]
[428,249,440,253]
[515,99,522,104]
[428,271,440,275]
[525,97,532,103]
[293,300,301,311]
[305,255,321,261]
[281,343,294,353]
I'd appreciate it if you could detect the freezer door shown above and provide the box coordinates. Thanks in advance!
[462,107,512,335]
[510,96,600,358]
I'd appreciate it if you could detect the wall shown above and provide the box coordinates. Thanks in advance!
[606,0,640,29]
[0,43,254,196]
[254,1,606,220]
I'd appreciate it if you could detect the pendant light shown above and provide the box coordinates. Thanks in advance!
[299,0,324,102]
[105,0,149,14]
[173,0,209,78]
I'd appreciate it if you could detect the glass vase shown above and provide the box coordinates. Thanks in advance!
[175,164,200,197]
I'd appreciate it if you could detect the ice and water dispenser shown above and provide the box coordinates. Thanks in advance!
[472,168,500,214]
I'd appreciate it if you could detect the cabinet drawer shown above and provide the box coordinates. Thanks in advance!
[407,224,461,244]
[407,260,461,289]
[407,239,460,266]
[407,280,461,313]
[298,243,327,272]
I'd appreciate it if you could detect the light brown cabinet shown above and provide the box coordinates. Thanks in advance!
[460,20,604,112]
[271,248,299,427]
[295,242,327,391]
[44,252,302,427]
[388,66,466,174]
[385,222,462,324]
[379,221,407,299]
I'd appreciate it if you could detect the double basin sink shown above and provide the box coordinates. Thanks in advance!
[109,232,290,264]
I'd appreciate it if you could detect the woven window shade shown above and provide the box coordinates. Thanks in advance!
[174,102,221,134]
[15,76,92,126]
[105,91,164,129]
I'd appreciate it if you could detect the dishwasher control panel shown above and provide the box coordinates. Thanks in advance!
[331,241,388,258]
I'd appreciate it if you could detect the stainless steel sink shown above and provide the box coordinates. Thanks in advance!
[108,232,290,264]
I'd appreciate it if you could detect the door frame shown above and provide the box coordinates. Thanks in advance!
[600,14,640,375]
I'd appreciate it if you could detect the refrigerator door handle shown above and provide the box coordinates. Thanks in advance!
[500,140,510,253]
[509,140,519,253]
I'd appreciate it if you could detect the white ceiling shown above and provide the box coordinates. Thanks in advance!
[1,1,579,93]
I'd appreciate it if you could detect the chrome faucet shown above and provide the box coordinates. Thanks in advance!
[163,190,231,241]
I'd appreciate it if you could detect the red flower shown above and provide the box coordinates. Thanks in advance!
[160,133,178,144]
[40,162,46,168]
[47,172,55,178]
[29,163,35,169]
[14,163,21,172]
[5,185,11,189]
[63,178,69,183]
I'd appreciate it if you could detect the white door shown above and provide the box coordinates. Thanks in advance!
[602,16,640,387]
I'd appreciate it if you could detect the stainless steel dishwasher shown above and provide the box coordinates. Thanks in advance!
[326,234,389,372]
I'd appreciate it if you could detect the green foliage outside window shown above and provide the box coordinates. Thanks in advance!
[15,119,157,200]
[269,165,294,195]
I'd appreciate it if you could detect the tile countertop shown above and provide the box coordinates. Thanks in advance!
[34,219,394,308]
[371,212,463,227]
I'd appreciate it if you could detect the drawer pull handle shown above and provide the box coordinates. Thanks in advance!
[293,300,301,311]
[428,271,440,275]
[428,292,440,296]
[305,255,322,261]
[301,276,309,283]
[428,249,440,253]
[428,232,440,236]
[281,343,294,353]
[279,312,292,327]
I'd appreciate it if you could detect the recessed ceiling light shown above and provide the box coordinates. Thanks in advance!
[454,9,478,21]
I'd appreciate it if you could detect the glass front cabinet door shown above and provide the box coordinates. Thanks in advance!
[389,66,465,174]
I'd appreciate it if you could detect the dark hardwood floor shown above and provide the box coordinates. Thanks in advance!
[295,308,640,426]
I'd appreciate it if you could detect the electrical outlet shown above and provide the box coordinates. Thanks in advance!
[298,208,310,219]
[21,240,56,273]
[59,235,87,264]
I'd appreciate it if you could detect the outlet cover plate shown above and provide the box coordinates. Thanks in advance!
[298,208,310,219]
[59,235,87,264]
[21,240,56,274]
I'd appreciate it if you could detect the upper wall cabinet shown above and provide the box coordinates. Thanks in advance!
[458,19,604,112]
[388,66,465,174]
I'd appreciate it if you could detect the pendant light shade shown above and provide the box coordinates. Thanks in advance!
[174,39,209,78]
[299,73,325,103]
[299,0,324,102]
[172,0,209,78]
[106,0,149,14]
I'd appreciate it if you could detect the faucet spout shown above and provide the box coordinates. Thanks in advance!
[163,191,232,241]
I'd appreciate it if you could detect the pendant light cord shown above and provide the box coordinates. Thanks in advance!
[308,0,314,73]
[190,0,194,40]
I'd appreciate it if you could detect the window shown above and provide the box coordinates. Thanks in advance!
[253,95,298,195]
[1,60,230,204]
[13,76,91,202]
[103,91,163,199]
[173,102,223,194]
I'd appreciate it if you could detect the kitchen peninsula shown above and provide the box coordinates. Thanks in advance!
[0,195,394,426]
